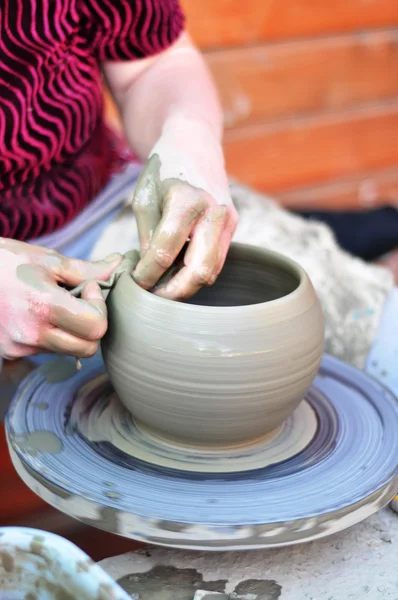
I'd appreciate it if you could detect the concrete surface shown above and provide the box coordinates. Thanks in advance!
[99,507,398,600]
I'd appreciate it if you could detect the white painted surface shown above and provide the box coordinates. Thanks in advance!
[99,508,398,600]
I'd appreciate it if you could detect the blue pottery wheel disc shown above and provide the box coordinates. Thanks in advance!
[6,354,398,550]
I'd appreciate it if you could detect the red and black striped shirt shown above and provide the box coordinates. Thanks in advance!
[0,0,184,240]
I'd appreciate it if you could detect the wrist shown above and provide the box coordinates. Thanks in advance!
[150,132,231,206]
[162,111,224,150]
[155,113,226,173]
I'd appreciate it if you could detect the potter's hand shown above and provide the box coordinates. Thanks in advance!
[0,239,122,360]
[132,118,238,300]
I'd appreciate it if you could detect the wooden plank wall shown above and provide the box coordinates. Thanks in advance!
[181,0,398,209]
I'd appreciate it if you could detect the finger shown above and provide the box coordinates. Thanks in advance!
[186,204,229,271]
[133,154,162,256]
[1,344,41,361]
[45,252,123,288]
[215,205,239,275]
[48,283,108,341]
[133,184,207,290]
[42,327,99,358]
[155,205,229,300]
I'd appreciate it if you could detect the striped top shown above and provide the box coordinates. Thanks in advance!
[0,0,184,240]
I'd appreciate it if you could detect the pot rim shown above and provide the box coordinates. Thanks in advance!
[121,242,312,314]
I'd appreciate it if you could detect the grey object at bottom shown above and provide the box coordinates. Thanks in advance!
[5,354,398,550]
[99,508,398,600]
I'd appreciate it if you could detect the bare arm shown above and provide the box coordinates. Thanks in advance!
[103,33,238,300]
[103,33,223,160]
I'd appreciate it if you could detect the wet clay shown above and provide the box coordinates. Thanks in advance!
[102,243,324,446]
[117,566,227,600]
[39,357,79,384]
[17,263,48,291]
[81,506,121,535]
[70,250,139,300]
[133,164,228,294]
[232,579,282,600]
[117,567,282,600]
[11,431,63,455]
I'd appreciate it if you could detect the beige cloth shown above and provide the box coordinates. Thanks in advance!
[89,180,394,369]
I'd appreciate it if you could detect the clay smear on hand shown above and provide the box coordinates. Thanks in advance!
[132,151,238,301]
[0,238,122,359]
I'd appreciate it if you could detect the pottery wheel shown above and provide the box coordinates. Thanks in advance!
[69,374,318,474]
[6,354,398,550]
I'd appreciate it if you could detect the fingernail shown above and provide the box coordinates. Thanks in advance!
[103,252,122,263]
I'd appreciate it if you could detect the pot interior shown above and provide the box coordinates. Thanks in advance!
[187,245,301,307]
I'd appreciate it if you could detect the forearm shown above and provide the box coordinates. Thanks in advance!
[103,33,224,158]
[104,32,237,300]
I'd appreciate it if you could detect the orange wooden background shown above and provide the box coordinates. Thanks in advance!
[104,1,398,209]
[181,0,398,209]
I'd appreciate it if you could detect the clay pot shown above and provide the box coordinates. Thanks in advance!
[101,243,324,447]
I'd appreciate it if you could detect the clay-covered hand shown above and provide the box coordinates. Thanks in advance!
[132,118,238,300]
[0,239,122,360]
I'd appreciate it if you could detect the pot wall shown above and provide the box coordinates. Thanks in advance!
[102,244,324,446]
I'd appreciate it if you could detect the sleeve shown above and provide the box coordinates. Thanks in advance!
[80,0,186,61]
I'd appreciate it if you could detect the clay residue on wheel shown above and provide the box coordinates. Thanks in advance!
[38,356,79,383]
[0,550,15,572]
[233,578,282,599]
[81,506,121,534]
[117,565,227,600]
[11,431,63,455]
[117,568,283,600]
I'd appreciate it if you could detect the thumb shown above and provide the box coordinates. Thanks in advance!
[55,253,123,287]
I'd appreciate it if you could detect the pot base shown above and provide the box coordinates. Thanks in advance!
[6,354,398,550]
[67,375,317,473]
